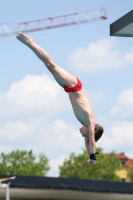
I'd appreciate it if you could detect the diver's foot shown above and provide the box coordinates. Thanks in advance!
[16,32,34,46]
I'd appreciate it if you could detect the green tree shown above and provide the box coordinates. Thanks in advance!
[59,148,121,181]
[128,167,133,182]
[0,150,50,176]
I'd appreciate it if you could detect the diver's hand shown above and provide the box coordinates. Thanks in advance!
[87,159,97,164]
[87,153,99,164]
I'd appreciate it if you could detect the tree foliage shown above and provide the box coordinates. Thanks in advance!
[59,148,121,181]
[0,150,50,176]
[128,167,133,182]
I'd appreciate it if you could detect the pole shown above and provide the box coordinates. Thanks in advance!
[6,183,10,200]
[0,177,16,200]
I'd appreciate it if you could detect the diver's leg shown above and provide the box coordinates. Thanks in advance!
[16,32,77,87]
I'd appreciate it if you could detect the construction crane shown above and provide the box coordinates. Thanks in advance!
[0,8,107,38]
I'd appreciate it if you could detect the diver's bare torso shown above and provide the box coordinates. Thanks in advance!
[68,90,95,127]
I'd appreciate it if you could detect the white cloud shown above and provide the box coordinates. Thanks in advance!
[27,119,83,158]
[125,48,133,62]
[0,120,32,141]
[68,37,133,73]
[110,88,133,120]
[48,155,68,177]
[0,73,70,123]
[98,88,133,158]
[98,121,133,158]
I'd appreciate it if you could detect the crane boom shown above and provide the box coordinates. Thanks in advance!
[0,8,107,38]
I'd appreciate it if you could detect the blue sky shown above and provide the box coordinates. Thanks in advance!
[0,0,133,176]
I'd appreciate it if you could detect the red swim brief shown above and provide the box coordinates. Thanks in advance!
[63,77,82,93]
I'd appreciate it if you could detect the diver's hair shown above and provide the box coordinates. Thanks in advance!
[94,124,104,142]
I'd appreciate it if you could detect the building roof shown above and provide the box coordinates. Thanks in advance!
[0,175,133,194]
[126,159,133,168]
[117,153,129,160]
[105,152,133,168]
[117,153,133,168]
